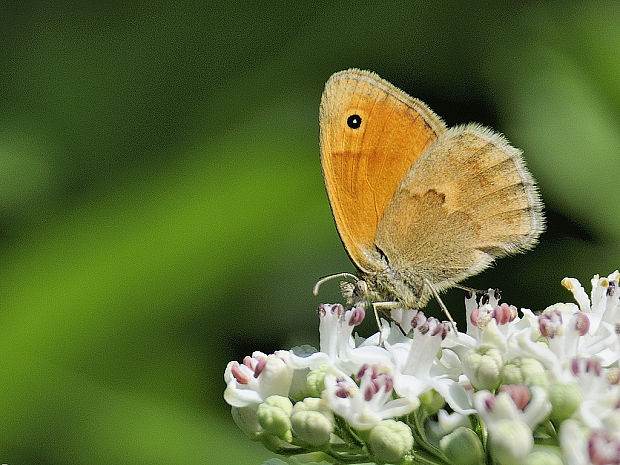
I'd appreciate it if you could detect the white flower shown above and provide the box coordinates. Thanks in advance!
[389,313,474,414]
[288,304,390,374]
[474,384,551,432]
[513,272,620,380]
[426,409,470,440]
[563,271,620,335]
[567,357,620,433]
[474,385,551,465]
[562,271,620,365]
[449,289,535,362]
[224,350,294,407]
[560,420,620,465]
[389,307,419,335]
[322,364,417,430]
[464,288,502,335]
[581,271,620,323]
[514,307,613,381]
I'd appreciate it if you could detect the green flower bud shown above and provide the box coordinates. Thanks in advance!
[257,395,293,442]
[306,365,328,397]
[503,358,547,387]
[522,447,563,465]
[520,359,546,383]
[463,347,503,390]
[292,396,323,413]
[439,426,484,465]
[503,363,524,385]
[489,420,533,465]
[549,383,582,424]
[526,371,549,389]
[291,410,332,446]
[369,420,413,464]
[291,398,334,446]
[419,389,445,416]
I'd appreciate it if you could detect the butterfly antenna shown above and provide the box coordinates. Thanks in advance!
[424,278,458,334]
[313,272,359,296]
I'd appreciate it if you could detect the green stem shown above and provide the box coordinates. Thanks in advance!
[323,451,370,464]
[275,446,310,456]
[536,420,558,443]
[469,414,487,449]
[469,416,491,465]
[334,415,365,449]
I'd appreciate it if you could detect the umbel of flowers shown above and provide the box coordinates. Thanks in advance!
[224,271,620,465]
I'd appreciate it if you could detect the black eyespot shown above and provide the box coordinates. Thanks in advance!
[347,114,362,129]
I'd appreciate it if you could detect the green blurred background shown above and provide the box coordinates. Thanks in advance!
[0,2,618,464]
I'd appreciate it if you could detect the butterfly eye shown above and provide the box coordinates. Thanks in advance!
[347,114,362,129]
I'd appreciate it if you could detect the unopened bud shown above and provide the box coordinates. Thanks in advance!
[522,448,564,465]
[257,396,293,442]
[520,358,547,385]
[291,397,333,446]
[439,426,485,465]
[549,383,582,424]
[503,362,523,385]
[419,389,445,416]
[463,347,503,390]
[503,357,547,387]
[369,420,414,463]
[306,365,327,397]
[489,420,533,465]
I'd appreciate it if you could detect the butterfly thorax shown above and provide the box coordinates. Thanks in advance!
[341,267,432,309]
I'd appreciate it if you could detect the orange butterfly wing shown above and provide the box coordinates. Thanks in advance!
[319,69,446,273]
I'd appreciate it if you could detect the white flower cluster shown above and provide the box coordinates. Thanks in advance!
[224,271,620,465]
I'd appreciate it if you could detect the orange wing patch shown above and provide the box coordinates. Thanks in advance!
[319,69,445,272]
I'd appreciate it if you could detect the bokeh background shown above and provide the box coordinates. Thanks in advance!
[0,2,618,464]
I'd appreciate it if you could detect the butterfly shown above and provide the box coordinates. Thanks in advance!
[315,69,544,321]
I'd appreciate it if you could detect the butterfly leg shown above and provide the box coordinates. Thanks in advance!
[452,284,503,307]
[423,279,458,334]
[371,301,401,344]
[453,283,484,298]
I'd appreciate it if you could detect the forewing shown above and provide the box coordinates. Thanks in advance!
[319,69,446,272]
